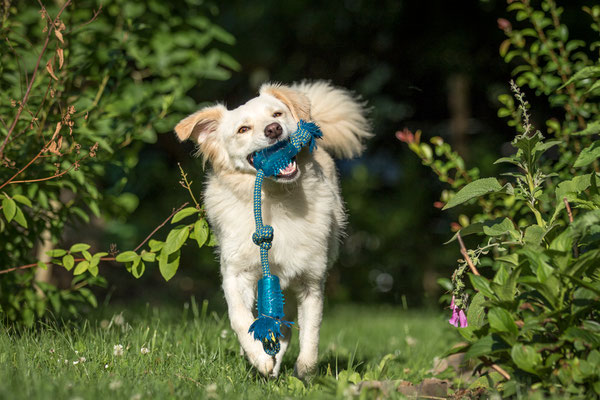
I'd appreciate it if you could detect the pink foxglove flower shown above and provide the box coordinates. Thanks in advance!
[448,296,468,328]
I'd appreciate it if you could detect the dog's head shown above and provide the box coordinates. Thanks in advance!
[175,84,311,182]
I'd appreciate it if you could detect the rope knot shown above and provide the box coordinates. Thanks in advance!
[252,225,274,250]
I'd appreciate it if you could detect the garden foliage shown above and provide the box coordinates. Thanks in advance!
[401,0,600,396]
[0,0,235,326]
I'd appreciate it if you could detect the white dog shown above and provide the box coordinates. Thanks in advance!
[175,81,371,378]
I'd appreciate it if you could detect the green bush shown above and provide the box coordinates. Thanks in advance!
[0,0,235,326]
[400,0,600,396]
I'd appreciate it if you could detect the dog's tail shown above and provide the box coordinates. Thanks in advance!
[292,81,372,159]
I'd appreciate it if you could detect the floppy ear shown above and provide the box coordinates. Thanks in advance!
[260,83,311,121]
[174,104,226,144]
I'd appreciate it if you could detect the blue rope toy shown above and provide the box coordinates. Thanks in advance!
[248,119,323,356]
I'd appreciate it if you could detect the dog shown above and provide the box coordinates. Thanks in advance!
[174,81,371,378]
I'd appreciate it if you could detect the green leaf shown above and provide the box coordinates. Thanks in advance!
[13,207,27,228]
[2,196,16,222]
[141,251,156,262]
[12,194,32,208]
[82,250,92,261]
[193,219,209,248]
[46,249,67,258]
[159,249,180,281]
[443,178,503,210]
[464,334,509,360]
[163,225,190,255]
[115,251,139,263]
[559,65,600,89]
[458,292,486,341]
[62,255,75,271]
[37,261,47,270]
[171,207,200,223]
[445,218,510,244]
[78,288,97,308]
[574,141,600,168]
[132,260,145,279]
[73,261,89,275]
[149,240,164,252]
[488,307,518,335]
[511,344,542,375]
[482,217,516,237]
[572,120,600,136]
[523,225,546,245]
[469,274,494,298]
[69,243,90,253]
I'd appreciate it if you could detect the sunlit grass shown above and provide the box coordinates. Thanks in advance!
[0,302,459,399]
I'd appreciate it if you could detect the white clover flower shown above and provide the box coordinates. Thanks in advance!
[113,344,124,356]
[113,314,125,326]
[109,380,122,390]
[220,329,228,339]
[140,347,150,354]
[104,363,109,369]
[130,394,142,400]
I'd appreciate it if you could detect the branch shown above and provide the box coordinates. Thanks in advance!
[457,232,480,276]
[563,197,579,258]
[0,0,72,159]
[0,202,190,275]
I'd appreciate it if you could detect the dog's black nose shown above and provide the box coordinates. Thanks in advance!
[264,122,282,139]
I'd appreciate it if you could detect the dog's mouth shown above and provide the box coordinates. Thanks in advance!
[247,153,299,180]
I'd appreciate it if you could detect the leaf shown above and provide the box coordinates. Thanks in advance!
[37,261,47,270]
[57,48,64,69]
[524,225,546,245]
[511,344,542,375]
[46,60,58,81]
[159,249,180,281]
[443,178,503,210]
[464,334,509,360]
[78,288,97,308]
[559,65,600,89]
[488,307,518,335]
[149,240,164,252]
[171,207,200,223]
[62,255,74,271]
[115,251,139,263]
[13,207,27,228]
[12,195,32,208]
[482,217,516,237]
[573,121,600,136]
[469,274,495,298]
[193,219,209,248]
[73,261,89,275]
[574,142,600,168]
[46,249,67,258]
[141,251,156,262]
[2,196,16,222]
[458,292,486,341]
[132,260,145,279]
[445,218,509,244]
[70,243,90,253]
[54,29,64,43]
[163,225,190,255]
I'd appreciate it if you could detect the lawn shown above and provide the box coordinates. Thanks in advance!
[0,302,461,399]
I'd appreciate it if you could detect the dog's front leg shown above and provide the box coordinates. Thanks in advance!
[222,272,275,377]
[295,282,324,379]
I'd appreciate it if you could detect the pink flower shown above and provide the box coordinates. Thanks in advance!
[448,296,468,328]
[395,128,415,144]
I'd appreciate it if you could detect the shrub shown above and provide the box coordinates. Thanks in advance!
[0,0,235,326]
[399,0,600,396]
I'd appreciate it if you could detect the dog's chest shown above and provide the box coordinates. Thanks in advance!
[204,172,341,284]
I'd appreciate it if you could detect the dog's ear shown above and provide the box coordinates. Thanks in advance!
[260,83,311,121]
[174,104,226,144]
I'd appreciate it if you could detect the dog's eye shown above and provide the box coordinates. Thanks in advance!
[272,112,282,118]
[237,126,251,134]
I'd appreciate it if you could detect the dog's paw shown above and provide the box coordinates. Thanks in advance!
[247,351,275,377]
[294,355,317,380]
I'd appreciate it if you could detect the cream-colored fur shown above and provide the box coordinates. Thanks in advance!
[175,81,371,378]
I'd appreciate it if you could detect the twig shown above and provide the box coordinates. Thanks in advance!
[133,202,189,252]
[563,197,579,258]
[67,5,103,33]
[0,202,189,275]
[0,0,72,159]
[457,232,480,276]
[480,356,511,380]
[178,163,201,209]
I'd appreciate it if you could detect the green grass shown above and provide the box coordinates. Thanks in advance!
[0,303,460,399]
